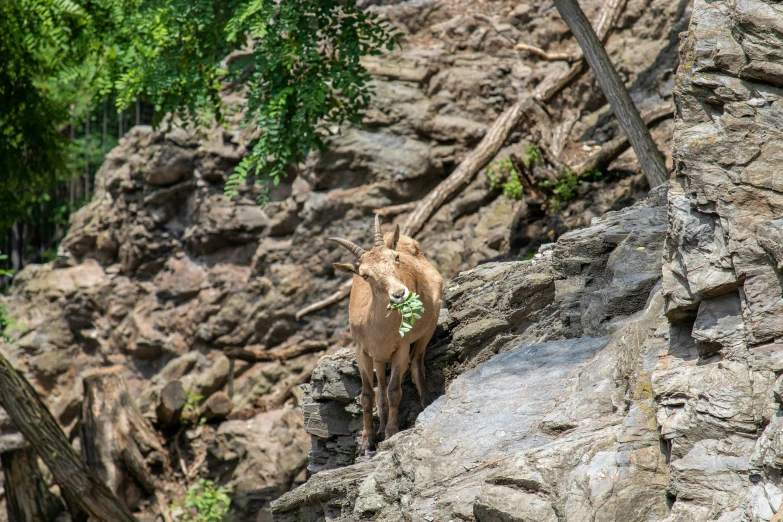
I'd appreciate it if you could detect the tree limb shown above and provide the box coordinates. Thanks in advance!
[533,0,627,102]
[402,100,531,237]
[224,340,328,363]
[516,43,576,62]
[295,280,353,320]
[374,201,420,217]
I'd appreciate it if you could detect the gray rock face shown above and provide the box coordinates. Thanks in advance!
[656,0,783,519]
[274,287,672,522]
[663,0,783,344]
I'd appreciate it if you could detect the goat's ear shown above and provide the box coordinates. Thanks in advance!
[388,224,400,250]
[333,262,359,275]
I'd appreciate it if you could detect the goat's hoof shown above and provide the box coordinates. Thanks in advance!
[360,439,376,456]
[384,427,399,440]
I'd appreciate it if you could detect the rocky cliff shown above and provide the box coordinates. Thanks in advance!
[273,1,783,521]
[0,0,696,520]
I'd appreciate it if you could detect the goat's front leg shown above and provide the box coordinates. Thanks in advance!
[357,349,377,455]
[385,343,410,440]
[374,361,389,437]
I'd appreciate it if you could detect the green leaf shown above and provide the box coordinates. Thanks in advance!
[388,293,425,337]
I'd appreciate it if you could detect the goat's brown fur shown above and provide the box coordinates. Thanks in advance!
[330,217,443,454]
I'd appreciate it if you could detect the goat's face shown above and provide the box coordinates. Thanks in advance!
[344,248,409,304]
[329,216,409,304]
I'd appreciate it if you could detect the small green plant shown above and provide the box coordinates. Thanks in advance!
[177,479,232,522]
[484,157,524,201]
[522,144,542,168]
[388,293,425,337]
[540,168,603,211]
[181,390,204,423]
[502,171,523,201]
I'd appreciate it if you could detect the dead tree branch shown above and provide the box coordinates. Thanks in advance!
[295,280,354,320]
[401,100,531,237]
[515,43,576,62]
[224,340,328,363]
[374,201,420,217]
[533,0,627,102]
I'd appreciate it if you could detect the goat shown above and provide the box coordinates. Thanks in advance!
[330,215,443,454]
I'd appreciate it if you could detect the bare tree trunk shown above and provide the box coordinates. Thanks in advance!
[103,101,108,154]
[1,444,67,522]
[0,350,138,522]
[552,0,668,188]
[10,221,21,273]
[81,367,167,511]
[135,97,140,126]
[70,108,76,211]
[84,112,90,200]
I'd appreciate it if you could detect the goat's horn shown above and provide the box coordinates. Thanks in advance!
[374,214,384,248]
[329,237,366,259]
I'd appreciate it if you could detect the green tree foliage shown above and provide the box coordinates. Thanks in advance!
[0,0,85,229]
[0,0,400,225]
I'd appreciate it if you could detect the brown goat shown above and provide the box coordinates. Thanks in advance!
[330,215,443,454]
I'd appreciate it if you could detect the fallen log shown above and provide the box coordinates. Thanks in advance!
[515,43,576,62]
[402,100,531,237]
[81,367,168,510]
[295,281,353,321]
[374,201,420,217]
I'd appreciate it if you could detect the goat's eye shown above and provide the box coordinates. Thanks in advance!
[361,274,369,280]
[395,256,400,264]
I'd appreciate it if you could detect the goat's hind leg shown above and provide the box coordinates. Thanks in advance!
[357,348,377,455]
[411,326,436,409]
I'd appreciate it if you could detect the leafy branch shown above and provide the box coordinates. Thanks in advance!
[388,293,425,338]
